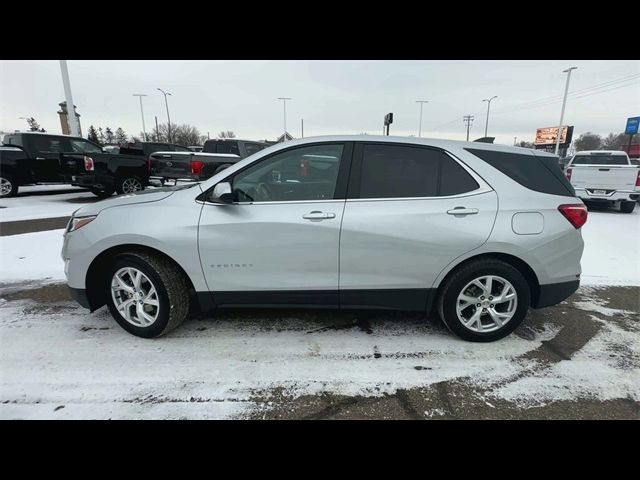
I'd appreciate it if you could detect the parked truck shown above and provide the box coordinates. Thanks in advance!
[565,150,640,213]
[148,151,240,184]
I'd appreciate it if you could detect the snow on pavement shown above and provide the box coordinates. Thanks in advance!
[0,229,66,284]
[0,298,559,419]
[0,186,95,222]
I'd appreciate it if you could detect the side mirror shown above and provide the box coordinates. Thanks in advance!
[210,182,233,203]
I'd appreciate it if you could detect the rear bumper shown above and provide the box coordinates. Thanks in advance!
[533,280,580,309]
[68,286,91,309]
[575,188,639,202]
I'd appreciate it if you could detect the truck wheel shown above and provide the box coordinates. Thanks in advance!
[0,175,18,198]
[620,201,636,214]
[437,259,531,342]
[105,252,190,338]
[91,186,115,198]
[116,176,144,195]
[214,164,232,175]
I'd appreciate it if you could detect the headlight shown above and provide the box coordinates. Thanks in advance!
[67,215,97,233]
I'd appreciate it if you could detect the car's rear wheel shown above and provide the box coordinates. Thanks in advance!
[105,252,190,338]
[0,174,18,198]
[116,176,144,195]
[437,259,531,342]
[620,201,636,213]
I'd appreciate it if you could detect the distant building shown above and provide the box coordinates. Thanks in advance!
[57,101,82,136]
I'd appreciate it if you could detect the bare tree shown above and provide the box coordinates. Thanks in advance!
[602,132,627,150]
[218,130,236,139]
[27,117,45,132]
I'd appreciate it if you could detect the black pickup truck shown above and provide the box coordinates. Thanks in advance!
[0,133,189,198]
[148,151,240,184]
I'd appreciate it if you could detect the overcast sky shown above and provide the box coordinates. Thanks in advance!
[0,60,638,144]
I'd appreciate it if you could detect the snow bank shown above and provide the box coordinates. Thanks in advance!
[0,229,65,284]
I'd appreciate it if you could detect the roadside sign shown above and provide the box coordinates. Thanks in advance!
[384,113,394,126]
[624,117,640,135]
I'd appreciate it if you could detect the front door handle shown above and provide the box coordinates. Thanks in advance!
[303,211,336,220]
[447,207,479,216]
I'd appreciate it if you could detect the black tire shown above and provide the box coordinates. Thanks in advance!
[90,186,115,198]
[213,163,232,175]
[620,201,636,214]
[0,173,19,198]
[436,259,531,342]
[105,252,190,338]
[115,176,144,195]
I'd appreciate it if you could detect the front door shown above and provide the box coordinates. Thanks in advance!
[339,143,498,310]
[29,135,70,182]
[198,142,352,307]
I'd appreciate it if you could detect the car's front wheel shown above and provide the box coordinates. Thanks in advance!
[437,259,531,342]
[105,252,190,338]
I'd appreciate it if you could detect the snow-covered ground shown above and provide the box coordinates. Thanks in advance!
[1,210,638,286]
[0,186,95,222]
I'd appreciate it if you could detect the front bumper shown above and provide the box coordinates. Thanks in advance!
[533,279,580,309]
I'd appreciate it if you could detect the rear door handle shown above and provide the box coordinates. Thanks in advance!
[447,207,479,216]
[303,211,336,220]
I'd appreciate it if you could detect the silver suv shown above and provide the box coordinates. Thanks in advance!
[62,136,587,342]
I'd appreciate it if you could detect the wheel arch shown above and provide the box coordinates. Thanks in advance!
[432,252,541,313]
[84,244,197,312]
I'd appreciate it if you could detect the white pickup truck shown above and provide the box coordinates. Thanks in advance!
[566,150,640,213]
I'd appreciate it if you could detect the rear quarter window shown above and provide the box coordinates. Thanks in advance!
[465,148,575,197]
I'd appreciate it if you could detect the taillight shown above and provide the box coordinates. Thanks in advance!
[558,204,588,229]
[83,156,94,171]
[565,167,572,181]
[191,160,204,176]
[636,170,640,187]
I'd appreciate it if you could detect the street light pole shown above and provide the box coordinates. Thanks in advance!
[415,100,429,137]
[59,60,80,137]
[555,67,577,156]
[277,97,291,142]
[482,95,497,138]
[157,88,173,143]
[133,94,148,141]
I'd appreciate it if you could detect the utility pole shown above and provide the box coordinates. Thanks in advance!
[463,115,474,141]
[482,96,497,137]
[157,88,173,143]
[277,97,291,141]
[555,67,578,156]
[133,94,148,141]
[301,118,304,138]
[155,116,159,141]
[415,100,429,137]
[59,60,80,137]
[514,136,518,146]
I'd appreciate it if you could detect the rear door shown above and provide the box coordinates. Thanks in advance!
[27,135,71,181]
[339,142,498,310]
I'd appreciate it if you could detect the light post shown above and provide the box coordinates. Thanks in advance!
[157,88,172,143]
[415,100,429,137]
[554,67,577,156]
[133,94,148,141]
[59,60,80,137]
[277,97,291,141]
[482,95,497,138]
